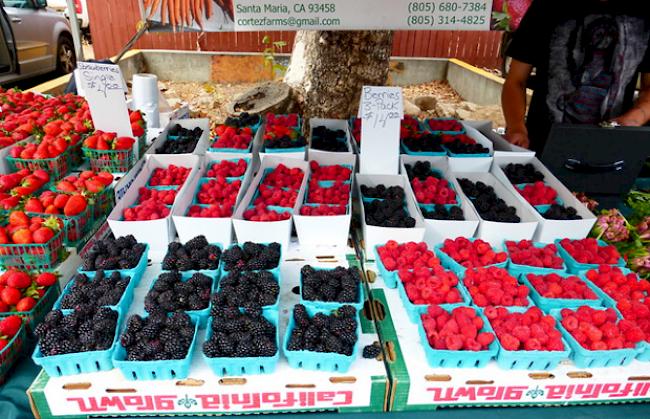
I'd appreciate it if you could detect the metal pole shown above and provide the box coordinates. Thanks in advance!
[64,0,85,61]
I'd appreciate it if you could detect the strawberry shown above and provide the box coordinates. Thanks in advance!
[35,272,57,287]
[84,179,104,193]
[6,271,31,289]
[24,198,44,213]
[56,180,77,193]
[33,227,54,244]
[53,194,70,209]
[0,315,22,337]
[114,136,135,150]
[63,195,87,216]
[15,297,36,312]
[11,228,32,244]
[1,287,21,306]
[8,211,29,227]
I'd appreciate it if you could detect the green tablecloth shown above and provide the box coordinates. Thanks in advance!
[1,357,648,419]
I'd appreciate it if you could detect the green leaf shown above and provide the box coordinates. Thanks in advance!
[273,41,287,48]
[262,35,270,44]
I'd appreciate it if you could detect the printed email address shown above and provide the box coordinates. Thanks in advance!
[236,16,341,28]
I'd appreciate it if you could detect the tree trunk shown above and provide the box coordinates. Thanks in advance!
[284,30,393,120]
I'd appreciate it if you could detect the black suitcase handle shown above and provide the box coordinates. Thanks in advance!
[564,158,625,174]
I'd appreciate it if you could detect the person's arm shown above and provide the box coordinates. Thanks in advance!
[612,74,650,126]
[502,60,534,148]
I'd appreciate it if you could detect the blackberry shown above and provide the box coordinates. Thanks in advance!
[120,313,195,361]
[405,161,442,182]
[146,271,212,314]
[444,138,490,155]
[36,307,118,357]
[301,265,360,303]
[203,308,277,358]
[156,125,203,154]
[311,126,349,152]
[81,235,145,272]
[503,163,545,184]
[265,135,307,149]
[213,270,279,308]
[224,112,261,128]
[458,178,520,223]
[360,184,405,200]
[403,133,444,153]
[364,199,415,228]
[543,204,582,220]
[421,204,465,221]
[162,237,221,271]
[286,304,358,356]
[61,271,130,310]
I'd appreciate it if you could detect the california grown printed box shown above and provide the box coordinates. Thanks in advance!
[172,153,254,246]
[232,155,310,250]
[146,118,211,156]
[400,155,480,247]
[294,152,356,248]
[362,259,650,411]
[453,171,538,247]
[307,118,354,160]
[492,155,597,243]
[356,173,425,253]
[107,154,200,252]
[27,255,388,417]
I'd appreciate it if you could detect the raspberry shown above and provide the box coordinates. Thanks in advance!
[517,182,558,206]
[309,162,352,183]
[559,239,622,265]
[411,177,458,205]
[486,307,564,352]
[206,159,248,178]
[560,306,646,350]
[463,267,528,307]
[584,266,649,303]
[440,238,508,269]
[400,266,462,305]
[421,305,494,352]
[527,273,597,300]
[506,241,564,269]
[377,241,440,273]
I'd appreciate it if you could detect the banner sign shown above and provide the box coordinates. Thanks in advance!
[142,0,496,32]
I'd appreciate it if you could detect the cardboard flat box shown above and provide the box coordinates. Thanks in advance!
[356,174,425,254]
[294,153,356,248]
[233,156,310,249]
[28,255,388,417]
[452,172,538,246]
[364,260,650,411]
[172,154,254,246]
[492,155,597,243]
[107,154,200,252]
[399,155,480,246]
[146,118,211,156]
[446,123,494,173]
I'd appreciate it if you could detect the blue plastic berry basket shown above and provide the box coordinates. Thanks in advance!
[112,313,200,381]
[77,244,149,287]
[415,305,498,368]
[283,305,360,373]
[519,271,604,312]
[32,307,122,377]
[504,241,567,277]
[578,267,642,308]
[610,305,650,362]
[555,239,626,274]
[264,144,307,154]
[222,242,283,277]
[550,309,639,368]
[514,183,564,214]
[53,271,137,314]
[400,142,447,157]
[204,157,251,179]
[147,271,219,328]
[423,117,466,135]
[372,244,398,289]
[397,271,471,323]
[215,268,280,312]
[434,240,509,276]
[483,308,572,370]
[299,267,365,311]
[202,310,280,376]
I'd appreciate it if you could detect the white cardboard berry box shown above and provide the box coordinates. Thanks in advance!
[451,171,539,247]
[445,123,494,173]
[400,155,480,247]
[491,155,597,243]
[145,118,211,157]
[363,260,650,410]
[172,153,255,246]
[464,120,536,159]
[232,156,310,250]
[355,173,426,252]
[27,250,389,417]
[107,154,201,252]
[294,152,356,248]
[307,118,355,161]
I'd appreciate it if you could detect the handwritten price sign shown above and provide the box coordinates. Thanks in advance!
[77,61,134,140]
[359,86,404,174]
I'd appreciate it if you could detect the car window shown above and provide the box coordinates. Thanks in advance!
[4,1,34,8]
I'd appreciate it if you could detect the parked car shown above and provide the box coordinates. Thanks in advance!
[47,0,89,30]
[0,0,75,85]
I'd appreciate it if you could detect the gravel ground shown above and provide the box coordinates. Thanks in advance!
[160,79,505,130]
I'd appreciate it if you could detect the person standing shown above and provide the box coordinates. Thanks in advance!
[502,0,650,152]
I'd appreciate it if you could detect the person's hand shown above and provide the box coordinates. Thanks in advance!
[611,108,647,127]
[505,129,530,149]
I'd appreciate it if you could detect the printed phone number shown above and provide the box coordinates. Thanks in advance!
[408,1,489,13]
[407,14,486,27]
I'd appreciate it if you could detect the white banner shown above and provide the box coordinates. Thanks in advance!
[142,0,493,32]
